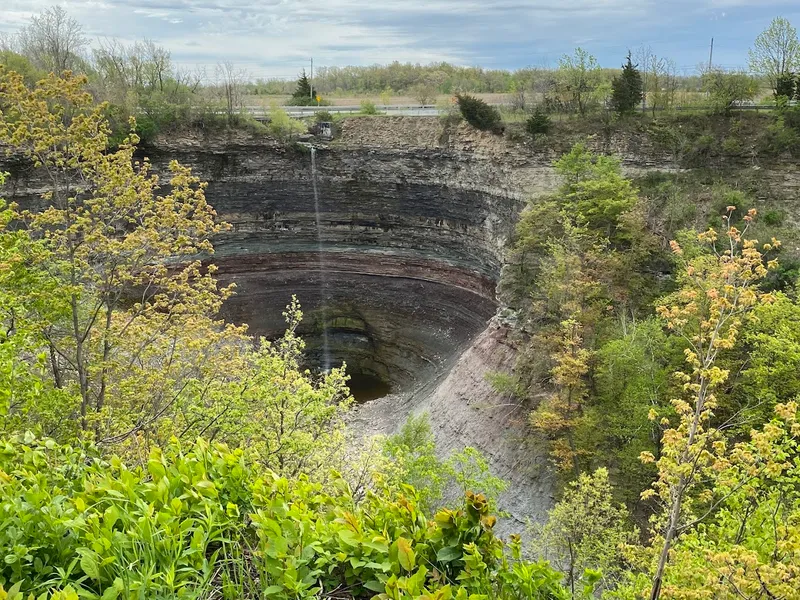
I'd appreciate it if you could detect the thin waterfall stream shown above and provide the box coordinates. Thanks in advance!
[310,146,331,371]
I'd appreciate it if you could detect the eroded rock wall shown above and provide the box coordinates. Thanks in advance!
[135,125,531,393]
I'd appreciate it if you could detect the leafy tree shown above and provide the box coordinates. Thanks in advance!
[611,52,643,115]
[532,468,637,598]
[740,292,800,422]
[0,68,244,443]
[411,82,436,105]
[646,56,679,116]
[268,102,306,139]
[556,48,602,115]
[379,413,507,513]
[455,93,503,133]
[701,69,758,114]
[0,70,351,474]
[0,51,44,86]
[0,175,75,437]
[588,319,673,506]
[652,402,800,599]
[555,143,639,241]
[90,38,214,142]
[530,318,593,474]
[748,16,800,92]
[640,208,779,600]
[509,146,659,476]
[210,297,351,478]
[93,38,172,97]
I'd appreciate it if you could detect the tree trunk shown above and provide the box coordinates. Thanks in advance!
[72,293,90,430]
[650,376,708,600]
[48,342,62,389]
[96,301,113,437]
[650,476,685,600]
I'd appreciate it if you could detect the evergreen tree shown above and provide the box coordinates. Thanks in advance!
[610,52,643,115]
[455,93,503,133]
[775,72,796,99]
[290,69,315,105]
[526,107,551,135]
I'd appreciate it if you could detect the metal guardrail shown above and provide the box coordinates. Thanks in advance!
[245,102,784,120]
[246,104,445,120]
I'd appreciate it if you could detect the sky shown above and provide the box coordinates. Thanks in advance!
[1,1,799,81]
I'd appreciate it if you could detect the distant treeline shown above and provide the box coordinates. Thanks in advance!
[1,6,794,139]
[249,61,705,98]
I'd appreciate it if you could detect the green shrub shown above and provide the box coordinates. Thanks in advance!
[525,109,551,135]
[784,107,800,131]
[315,110,334,122]
[758,116,800,156]
[763,209,785,227]
[380,413,508,512]
[709,189,747,227]
[359,100,379,115]
[721,136,743,155]
[0,434,567,600]
[694,133,716,156]
[455,94,503,133]
[268,104,307,139]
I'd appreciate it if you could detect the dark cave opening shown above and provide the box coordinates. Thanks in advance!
[346,372,393,403]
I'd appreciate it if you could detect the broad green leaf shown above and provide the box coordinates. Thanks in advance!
[363,580,385,593]
[263,585,284,596]
[79,552,100,581]
[436,545,462,563]
[396,537,415,572]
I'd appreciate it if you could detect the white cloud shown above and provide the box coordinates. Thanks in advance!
[1,0,798,76]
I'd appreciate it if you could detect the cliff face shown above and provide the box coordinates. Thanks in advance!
[132,122,548,395]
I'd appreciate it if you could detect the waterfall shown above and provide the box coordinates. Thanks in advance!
[310,146,331,371]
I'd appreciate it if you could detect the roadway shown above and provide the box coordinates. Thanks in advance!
[247,105,446,120]
[247,102,781,121]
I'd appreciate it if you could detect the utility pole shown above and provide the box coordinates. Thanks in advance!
[310,57,314,100]
[707,37,714,71]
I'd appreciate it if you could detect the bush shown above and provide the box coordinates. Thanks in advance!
[0,435,568,600]
[763,209,785,227]
[525,108,551,135]
[758,116,800,156]
[380,413,508,512]
[721,136,743,155]
[268,104,307,139]
[456,93,503,133]
[701,69,758,115]
[785,107,800,131]
[359,100,379,115]
[691,133,717,160]
[315,110,334,122]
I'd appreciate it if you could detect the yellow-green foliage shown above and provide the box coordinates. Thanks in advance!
[0,70,349,471]
[0,435,567,600]
[531,468,637,596]
[379,414,508,513]
[268,103,306,139]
